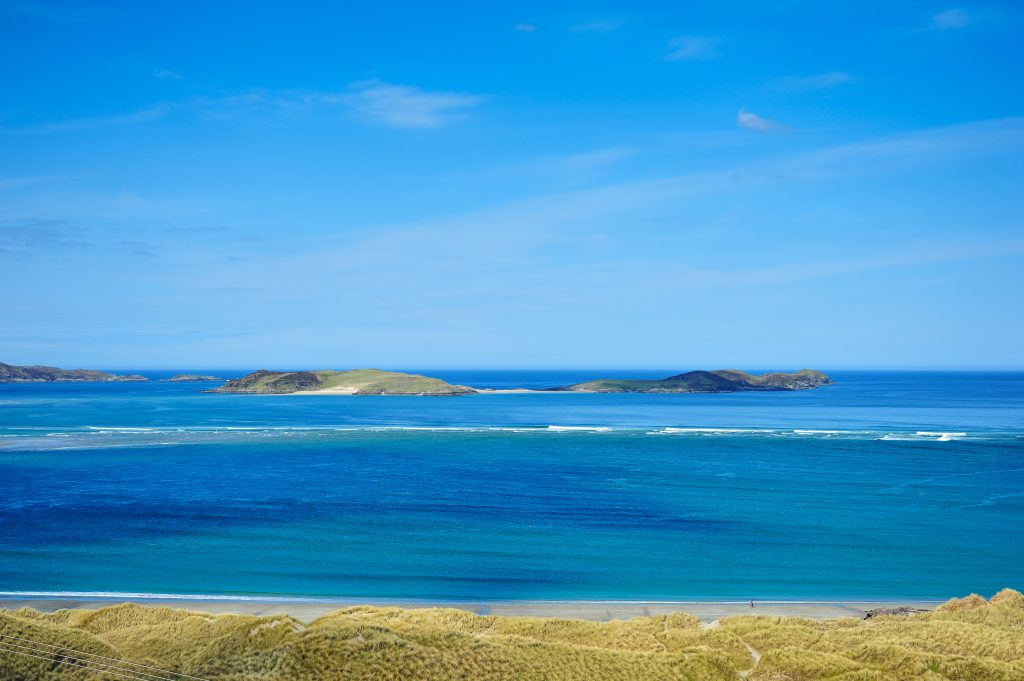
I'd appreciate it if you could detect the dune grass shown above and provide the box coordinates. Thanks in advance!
[2,590,1021,680]
[213,368,476,395]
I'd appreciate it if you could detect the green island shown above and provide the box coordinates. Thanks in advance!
[212,368,477,395]
[0,362,147,383]
[553,369,832,393]
[164,374,223,382]
[1,590,1021,680]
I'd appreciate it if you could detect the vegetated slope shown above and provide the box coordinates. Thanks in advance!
[2,590,1022,680]
[0,362,147,382]
[558,369,832,393]
[213,368,477,395]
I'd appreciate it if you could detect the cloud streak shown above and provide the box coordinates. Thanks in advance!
[3,80,486,134]
[217,117,1024,293]
[7,118,1021,365]
[783,72,857,90]
[343,80,484,128]
[569,19,622,33]
[664,35,720,61]
[153,68,183,80]
[8,105,171,134]
[737,107,787,132]
[929,8,973,30]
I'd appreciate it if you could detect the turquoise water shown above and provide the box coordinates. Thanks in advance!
[1,371,1022,601]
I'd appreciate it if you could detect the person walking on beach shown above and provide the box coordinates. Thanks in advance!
[750,600,755,609]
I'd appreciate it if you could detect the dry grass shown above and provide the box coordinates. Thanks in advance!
[1,590,1021,680]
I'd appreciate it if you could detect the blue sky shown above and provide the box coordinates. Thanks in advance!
[1,1,1022,369]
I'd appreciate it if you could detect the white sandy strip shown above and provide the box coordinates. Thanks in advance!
[278,387,359,395]
[0,593,944,623]
[255,388,595,395]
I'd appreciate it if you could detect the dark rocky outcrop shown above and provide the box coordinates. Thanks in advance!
[864,606,930,619]
[213,370,322,394]
[553,369,832,393]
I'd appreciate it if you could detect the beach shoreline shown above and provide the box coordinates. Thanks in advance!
[0,594,946,623]
[259,388,590,395]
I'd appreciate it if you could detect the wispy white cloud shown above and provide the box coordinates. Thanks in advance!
[275,118,1024,269]
[782,72,857,90]
[441,145,640,186]
[514,22,537,32]
[3,80,485,134]
[343,80,484,128]
[0,174,74,191]
[569,18,622,33]
[929,8,973,30]
[179,118,1024,347]
[643,239,1024,289]
[153,68,183,80]
[8,117,1020,365]
[737,107,787,133]
[664,35,720,61]
[559,146,639,171]
[8,104,172,134]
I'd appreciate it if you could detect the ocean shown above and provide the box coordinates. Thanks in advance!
[1,370,1022,602]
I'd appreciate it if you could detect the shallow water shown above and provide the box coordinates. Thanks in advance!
[1,371,1022,600]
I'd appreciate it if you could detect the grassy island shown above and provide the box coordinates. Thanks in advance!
[212,368,477,395]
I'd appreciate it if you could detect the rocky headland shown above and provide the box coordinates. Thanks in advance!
[552,369,832,393]
[0,362,148,383]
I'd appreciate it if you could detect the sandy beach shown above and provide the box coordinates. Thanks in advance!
[0,595,944,623]
[270,388,587,395]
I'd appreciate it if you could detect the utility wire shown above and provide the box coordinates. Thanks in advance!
[0,634,184,681]
[0,640,158,681]
[0,632,210,680]
[0,632,210,681]
[0,637,176,681]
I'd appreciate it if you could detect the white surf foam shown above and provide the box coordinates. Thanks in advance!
[916,431,968,441]
[649,427,779,435]
[5,425,1014,451]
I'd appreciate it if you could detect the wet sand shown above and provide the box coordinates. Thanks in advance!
[0,596,944,623]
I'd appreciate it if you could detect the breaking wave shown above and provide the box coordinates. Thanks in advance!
[1,424,1021,452]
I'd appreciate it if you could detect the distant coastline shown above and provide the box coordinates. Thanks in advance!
[1,363,834,395]
[0,362,146,383]
[213,367,834,395]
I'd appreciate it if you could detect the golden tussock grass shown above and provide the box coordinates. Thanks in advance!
[1,590,1021,680]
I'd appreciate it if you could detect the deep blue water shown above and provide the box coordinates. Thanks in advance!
[1,370,1022,601]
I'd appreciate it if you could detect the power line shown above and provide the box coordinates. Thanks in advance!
[0,633,187,681]
[0,632,209,681]
[0,632,209,680]
[0,641,157,681]
[0,637,176,681]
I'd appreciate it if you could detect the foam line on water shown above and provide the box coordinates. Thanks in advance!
[2,426,1021,452]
